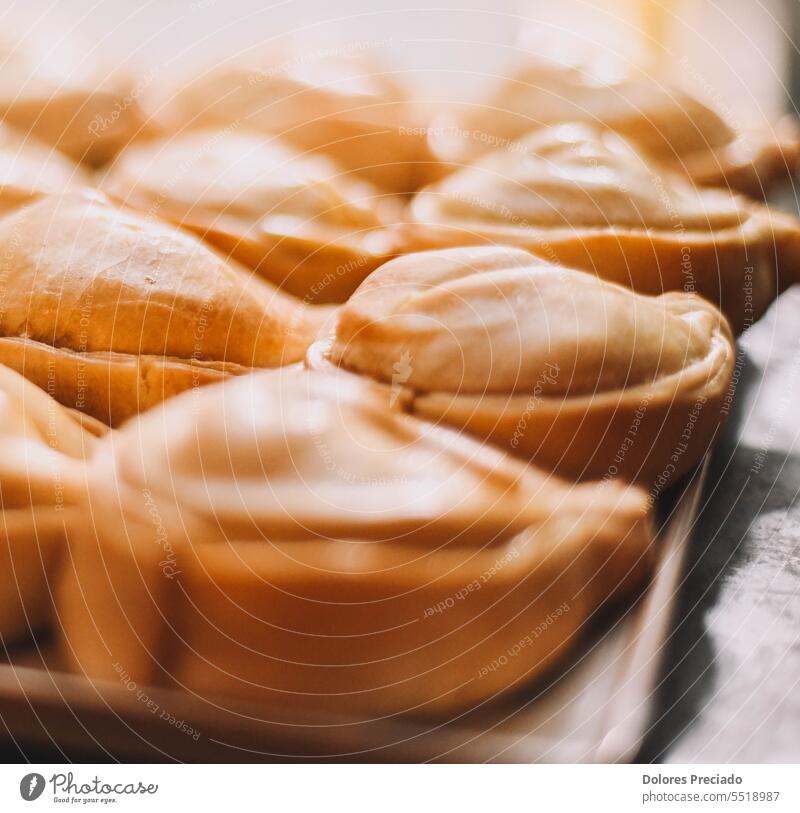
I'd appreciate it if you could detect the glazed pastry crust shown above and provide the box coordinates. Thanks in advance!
[101,130,397,303]
[0,336,245,426]
[666,117,800,199]
[319,246,736,486]
[57,370,654,715]
[404,208,790,334]
[0,191,325,424]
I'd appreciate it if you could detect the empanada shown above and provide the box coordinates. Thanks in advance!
[0,28,152,166]
[407,123,800,332]
[161,49,437,194]
[430,55,800,196]
[0,191,325,425]
[313,246,735,487]
[57,369,654,715]
[0,124,87,213]
[0,364,105,643]
[101,129,397,302]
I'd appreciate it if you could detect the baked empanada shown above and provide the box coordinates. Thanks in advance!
[407,123,800,332]
[57,369,653,715]
[0,191,325,425]
[430,55,800,196]
[0,28,152,166]
[161,50,436,194]
[0,364,105,643]
[313,246,735,487]
[101,129,397,302]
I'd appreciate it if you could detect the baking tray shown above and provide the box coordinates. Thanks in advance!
[0,458,708,763]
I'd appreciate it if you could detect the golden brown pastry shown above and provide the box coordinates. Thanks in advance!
[161,49,437,194]
[101,129,398,302]
[57,368,654,716]
[0,124,88,213]
[407,123,800,332]
[677,117,800,198]
[0,28,153,166]
[313,246,735,487]
[0,364,106,643]
[0,191,325,425]
[430,55,800,196]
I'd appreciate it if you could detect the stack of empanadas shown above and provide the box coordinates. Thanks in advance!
[58,370,654,715]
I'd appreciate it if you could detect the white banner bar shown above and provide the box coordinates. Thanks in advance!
[1,764,798,812]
